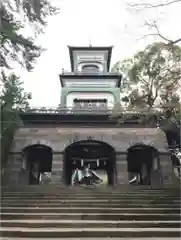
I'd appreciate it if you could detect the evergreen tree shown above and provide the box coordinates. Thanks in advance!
[112,42,181,148]
[0,72,31,166]
[0,0,58,167]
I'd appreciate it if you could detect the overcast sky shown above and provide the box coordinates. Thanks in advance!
[17,0,181,107]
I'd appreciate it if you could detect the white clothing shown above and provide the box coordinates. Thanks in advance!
[84,168,91,177]
[129,176,137,184]
[72,169,83,185]
[77,170,83,181]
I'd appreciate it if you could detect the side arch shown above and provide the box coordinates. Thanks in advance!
[22,143,53,185]
[127,143,162,185]
[128,143,158,153]
[22,143,53,152]
[21,139,54,152]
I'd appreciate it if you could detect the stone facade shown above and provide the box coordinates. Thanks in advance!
[51,154,64,184]
[11,127,168,153]
[2,126,179,186]
[116,154,129,184]
[160,155,180,185]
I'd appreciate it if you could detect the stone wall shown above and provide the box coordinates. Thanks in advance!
[10,127,168,153]
[51,154,64,184]
[160,155,179,186]
[116,154,129,184]
[3,126,176,187]
[2,151,178,187]
[1,153,26,186]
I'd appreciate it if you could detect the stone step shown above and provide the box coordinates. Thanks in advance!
[1,195,180,199]
[1,199,179,204]
[2,188,179,193]
[1,219,180,228]
[2,183,177,187]
[2,207,180,214]
[1,227,180,238]
[2,238,181,240]
[2,197,179,203]
[2,185,176,189]
[2,192,179,197]
[1,186,179,239]
[1,238,181,240]
[2,187,177,190]
[0,193,181,200]
[2,203,180,208]
[2,189,179,194]
[2,192,179,196]
[1,212,180,221]
[3,188,172,192]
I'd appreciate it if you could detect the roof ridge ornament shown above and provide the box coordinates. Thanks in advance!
[89,40,92,47]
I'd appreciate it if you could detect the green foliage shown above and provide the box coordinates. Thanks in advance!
[0,0,59,70]
[113,42,181,108]
[160,102,181,130]
[112,42,181,135]
[0,0,58,167]
[0,73,32,166]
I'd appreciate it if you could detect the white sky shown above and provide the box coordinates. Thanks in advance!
[16,0,181,107]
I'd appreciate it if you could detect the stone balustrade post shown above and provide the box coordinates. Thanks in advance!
[51,153,64,184]
[116,154,129,184]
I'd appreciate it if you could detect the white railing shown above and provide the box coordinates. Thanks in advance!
[61,71,120,76]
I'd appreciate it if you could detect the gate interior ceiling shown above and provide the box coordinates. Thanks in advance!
[66,141,113,159]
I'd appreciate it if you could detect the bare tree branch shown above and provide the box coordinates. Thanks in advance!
[130,0,181,9]
[146,21,172,42]
[170,38,181,45]
[128,0,181,45]
[144,20,181,45]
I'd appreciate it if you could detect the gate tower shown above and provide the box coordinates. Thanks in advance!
[3,45,177,187]
[60,46,121,112]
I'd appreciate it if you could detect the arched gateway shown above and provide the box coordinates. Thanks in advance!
[63,140,116,185]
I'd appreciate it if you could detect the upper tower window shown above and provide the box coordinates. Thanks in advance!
[78,62,104,73]
[82,65,99,73]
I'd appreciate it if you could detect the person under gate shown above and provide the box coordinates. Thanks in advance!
[83,165,92,185]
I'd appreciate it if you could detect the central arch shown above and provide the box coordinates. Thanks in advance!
[63,140,116,186]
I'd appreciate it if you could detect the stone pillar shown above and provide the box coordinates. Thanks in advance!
[160,154,179,186]
[116,154,129,184]
[51,153,64,184]
[19,152,29,185]
[3,154,23,186]
[150,157,163,188]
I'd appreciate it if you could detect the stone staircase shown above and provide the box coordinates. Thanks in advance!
[0,185,180,239]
